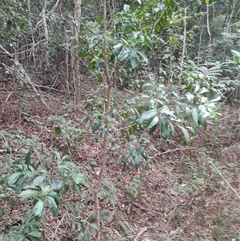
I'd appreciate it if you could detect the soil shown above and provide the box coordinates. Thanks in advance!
[0,74,240,241]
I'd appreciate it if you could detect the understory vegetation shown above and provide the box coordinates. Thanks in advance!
[0,0,240,240]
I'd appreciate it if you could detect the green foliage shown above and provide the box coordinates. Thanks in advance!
[0,0,29,48]
[99,179,118,206]
[0,212,42,241]
[79,0,177,87]
[0,131,89,239]
[127,62,222,144]
[48,115,84,148]
[128,176,141,197]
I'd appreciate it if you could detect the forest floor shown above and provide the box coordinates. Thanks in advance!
[0,77,240,241]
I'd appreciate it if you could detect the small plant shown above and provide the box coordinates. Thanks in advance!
[99,179,117,206]
[128,176,141,197]
[0,130,89,240]
[48,115,84,149]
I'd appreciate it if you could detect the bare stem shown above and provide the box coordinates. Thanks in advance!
[94,0,112,240]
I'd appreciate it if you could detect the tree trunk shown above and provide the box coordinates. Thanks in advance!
[72,0,81,103]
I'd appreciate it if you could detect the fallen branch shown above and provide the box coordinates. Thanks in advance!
[0,44,50,109]
[209,160,240,200]
[50,213,66,241]
[134,226,155,241]
[153,147,197,156]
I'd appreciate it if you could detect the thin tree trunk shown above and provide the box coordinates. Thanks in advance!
[206,3,212,64]
[27,0,36,67]
[42,0,51,85]
[94,0,112,240]
[197,16,204,65]
[180,7,187,76]
[72,0,81,103]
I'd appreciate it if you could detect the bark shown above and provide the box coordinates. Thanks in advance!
[94,0,113,240]
[42,0,51,85]
[72,0,82,103]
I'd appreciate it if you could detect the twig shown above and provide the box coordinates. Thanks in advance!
[134,226,154,241]
[50,213,66,241]
[153,147,197,156]
[0,44,50,109]
[209,160,240,200]
[8,40,45,56]
[5,92,13,102]
[36,0,61,27]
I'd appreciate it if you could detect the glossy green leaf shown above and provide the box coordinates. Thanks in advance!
[33,199,44,217]
[55,126,61,135]
[146,115,159,129]
[137,109,157,124]
[191,108,198,127]
[190,126,197,137]
[126,98,136,105]
[130,55,138,68]
[32,176,45,186]
[168,122,175,136]
[160,117,169,139]
[28,230,42,238]
[199,87,209,94]
[46,196,58,217]
[19,190,39,199]
[87,119,91,129]
[49,179,63,190]
[184,107,191,120]
[186,92,194,103]
[209,94,221,102]
[99,125,107,138]
[8,172,23,186]
[92,121,102,133]
[72,173,89,187]
[198,113,207,130]
[42,185,52,195]
[137,51,148,63]
[118,48,130,61]
[178,125,190,145]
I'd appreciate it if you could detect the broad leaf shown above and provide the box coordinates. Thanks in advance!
[19,190,39,199]
[146,115,159,129]
[160,117,169,139]
[92,121,101,133]
[72,173,89,187]
[46,196,58,217]
[8,172,23,186]
[55,126,61,135]
[137,109,157,124]
[178,125,190,145]
[49,179,63,190]
[32,176,45,186]
[33,199,44,217]
[191,108,198,127]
